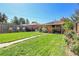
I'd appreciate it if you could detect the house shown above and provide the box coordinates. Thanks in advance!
[39,18,65,33]
[0,23,40,33]
[0,18,65,33]
[20,23,40,31]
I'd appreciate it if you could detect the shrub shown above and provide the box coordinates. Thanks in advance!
[16,27,20,32]
[64,30,75,39]
[52,28,60,33]
[41,27,48,33]
[71,42,79,55]
[52,28,56,33]
[65,30,79,55]
[8,27,13,33]
[39,28,42,32]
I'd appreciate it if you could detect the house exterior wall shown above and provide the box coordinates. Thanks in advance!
[77,23,79,33]
[40,25,63,33]
[0,25,2,33]
[46,25,53,33]
[75,22,79,33]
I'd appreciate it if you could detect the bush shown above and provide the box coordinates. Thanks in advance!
[77,36,79,40]
[71,43,79,55]
[65,30,79,55]
[39,28,42,32]
[8,27,13,33]
[64,30,76,39]
[52,28,56,33]
[52,28,61,33]
[41,27,48,33]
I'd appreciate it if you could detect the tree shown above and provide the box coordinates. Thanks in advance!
[71,9,79,22]
[64,10,79,55]
[12,16,19,25]
[2,13,8,23]
[63,18,74,32]
[26,18,29,24]
[0,12,2,23]
[19,17,25,24]
[0,12,8,23]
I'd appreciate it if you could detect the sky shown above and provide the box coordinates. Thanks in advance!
[0,3,79,24]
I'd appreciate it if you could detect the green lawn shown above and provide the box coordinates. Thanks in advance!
[0,32,41,43]
[0,34,66,56]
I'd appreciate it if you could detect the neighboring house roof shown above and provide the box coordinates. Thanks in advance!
[20,23,40,26]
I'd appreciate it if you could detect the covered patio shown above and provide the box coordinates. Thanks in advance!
[40,19,65,33]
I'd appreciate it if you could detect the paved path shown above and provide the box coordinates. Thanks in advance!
[0,35,41,48]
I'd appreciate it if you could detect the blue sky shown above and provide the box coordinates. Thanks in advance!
[0,3,79,23]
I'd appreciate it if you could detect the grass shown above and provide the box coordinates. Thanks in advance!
[0,32,41,43]
[0,34,66,56]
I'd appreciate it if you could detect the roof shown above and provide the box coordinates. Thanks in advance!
[20,23,40,26]
[43,20,64,25]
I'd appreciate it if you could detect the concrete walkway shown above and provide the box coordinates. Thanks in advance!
[0,35,41,48]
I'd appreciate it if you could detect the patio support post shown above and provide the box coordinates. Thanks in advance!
[60,25,62,34]
[55,25,56,29]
